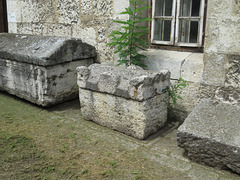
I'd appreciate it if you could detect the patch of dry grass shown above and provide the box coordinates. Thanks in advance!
[0,92,191,179]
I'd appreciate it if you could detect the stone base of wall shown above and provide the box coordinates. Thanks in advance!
[79,89,168,139]
[0,59,93,106]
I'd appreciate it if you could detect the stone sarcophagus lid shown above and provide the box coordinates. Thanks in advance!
[0,33,96,106]
[77,64,170,139]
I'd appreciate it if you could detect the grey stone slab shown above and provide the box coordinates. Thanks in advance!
[77,64,170,139]
[0,33,96,66]
[142,49,192,79]
[77,63,170,101]
[0,58,93,106]
[79,89,168,139]
[177,99,240,174]
[0,33,96,106]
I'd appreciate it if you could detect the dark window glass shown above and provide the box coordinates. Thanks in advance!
[154,19,171,41]
[190,21,199,43]
[191,0,200,16]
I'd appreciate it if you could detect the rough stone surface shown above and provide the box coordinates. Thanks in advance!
[177,99,240,174]
[79,89,168,140]
[77,64,170,139]
[77,63,170,101]
[0,34,95,106]
[201,0,240,104]
[0,33,96,66]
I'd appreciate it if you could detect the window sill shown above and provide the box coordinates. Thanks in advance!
[142,49,204,83]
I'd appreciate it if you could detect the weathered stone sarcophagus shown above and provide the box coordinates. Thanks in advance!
[77,64,170,139]
[0,33,96,106]
[177,99,240,174]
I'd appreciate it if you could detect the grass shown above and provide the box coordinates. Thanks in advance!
[0,92,171,179]
[1,92,238,179]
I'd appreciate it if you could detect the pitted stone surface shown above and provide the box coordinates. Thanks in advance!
[0,34,95,106]
[77,64,170,101]
[177,99,240,174]
[0,33,96,66]
[79,89,168,139]
[77,64,170,139]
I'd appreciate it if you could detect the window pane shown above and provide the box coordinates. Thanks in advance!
[179,20,190,42]
[191,0,200,16]
[164,20,171,41]
[155,0,164,16]
[190,21,199,43]
[155,0,173,16]
[154,19,172,41]
[165,0,173,16]
[180,0,191,17]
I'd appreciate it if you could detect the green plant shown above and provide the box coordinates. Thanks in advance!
[163,77,188,105]
[107,0,152,68]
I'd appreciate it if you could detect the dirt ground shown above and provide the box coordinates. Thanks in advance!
[0,92,239,180]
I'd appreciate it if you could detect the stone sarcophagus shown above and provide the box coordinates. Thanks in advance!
[77,64,170,139]
[0,33,96,106]
[177,99,240,174]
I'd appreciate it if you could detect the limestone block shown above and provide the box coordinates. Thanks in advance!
[215,86,240,105]
[38,1,56,23]
[31,23,48,36]
[113,0,129,20]
[77,64,170,139]
[177,99,240,174]
[81,0,92,15]
[72,26,97,47]
[56,0,80,24]
[92,0,113,16]
[97,27,106,43]
[0,59,93,106]
[47,24,72,37]
[225,55,240,88]
[142,49,192,79]
[80,17,112,28]
[17,23,33,34]
[0,33,96,106]
[20,0,39,23]
[199,84,218,100]
[77,64,170,101]
[96,43,115,63]
[202,53,226,86]
[79,89,168,139]
[171,82,201,113]
[181,53,203,83]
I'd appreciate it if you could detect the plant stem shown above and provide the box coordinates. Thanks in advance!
[129,1,137,65]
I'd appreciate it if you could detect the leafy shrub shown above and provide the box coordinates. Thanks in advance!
[107,0,152,68]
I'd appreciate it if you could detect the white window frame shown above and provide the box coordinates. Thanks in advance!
[151,0,205,47]
[151,0,176,45]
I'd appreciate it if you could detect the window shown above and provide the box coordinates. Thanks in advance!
[151,0,205,47]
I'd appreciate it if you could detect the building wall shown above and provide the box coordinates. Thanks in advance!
[201,0,240,105]
[6,0,240,116]
[7,0,129,63]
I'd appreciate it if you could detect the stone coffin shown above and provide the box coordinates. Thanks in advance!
[177,99,240,174]
[0,33,96,106]
[77,64,170,139]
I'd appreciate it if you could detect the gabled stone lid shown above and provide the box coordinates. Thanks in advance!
[77,64,170,101]
[0,33,96,66]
